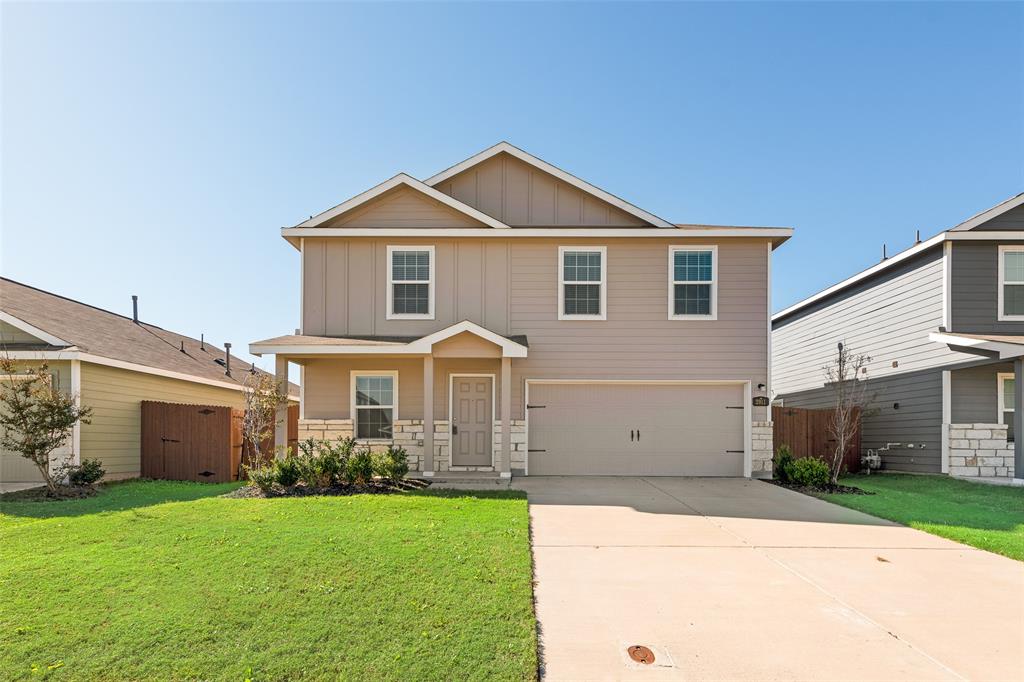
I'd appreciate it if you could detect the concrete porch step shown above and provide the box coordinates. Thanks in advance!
[411,472,512,490]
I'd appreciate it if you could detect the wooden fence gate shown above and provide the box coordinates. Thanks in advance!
[141,401,299,483]
[772,406,861,473]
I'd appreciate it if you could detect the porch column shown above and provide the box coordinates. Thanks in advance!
[422,356,435,477]
[500,356,512,478]
[274,355,288,458]
[1016,358,1023,482]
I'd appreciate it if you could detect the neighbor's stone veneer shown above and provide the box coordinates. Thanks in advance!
[752,421,774,478]
[948,423,1015,478]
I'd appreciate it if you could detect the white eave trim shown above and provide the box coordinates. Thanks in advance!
[423,142,676,228]
[295,173,511,230]
[282,226,793,240]
[0,311,72,347]
[250,320,528,359]
[929,332,1024,360]
[948,192,1024,232]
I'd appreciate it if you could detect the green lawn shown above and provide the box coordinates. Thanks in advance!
[0,480,537,681]
[819,474,1024,561]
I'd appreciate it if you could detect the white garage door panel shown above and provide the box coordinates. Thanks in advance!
[528,383,745,476]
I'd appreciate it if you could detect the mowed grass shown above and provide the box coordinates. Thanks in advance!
[819,474,1024,561]
[0,480,537,681]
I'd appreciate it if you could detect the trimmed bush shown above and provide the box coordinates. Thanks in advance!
[345,449,374,485]
[786,457,830,487]
[68,458,105,486]
[275,457,302,487]
[774,444,794,483]
[373,446,409,484]
[246,464,277,491]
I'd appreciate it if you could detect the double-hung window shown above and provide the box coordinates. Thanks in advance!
[352,371,397,439]
[998,245,1024,321]
[999,373,1015,442]
[387,246,434,319]
[558,246,606,320]
[669,246,717,319]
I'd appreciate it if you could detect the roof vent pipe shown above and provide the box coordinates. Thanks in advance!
[915,229,921,244]
[132,295,139,323]
[882,244,888,261]
[223,343,232,377]
[200,334,205,351]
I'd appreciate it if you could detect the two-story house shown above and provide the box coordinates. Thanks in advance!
[251,143,791,478]
[772,193,1024,482]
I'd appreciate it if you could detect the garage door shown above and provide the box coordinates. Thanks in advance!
[526,383,745,476]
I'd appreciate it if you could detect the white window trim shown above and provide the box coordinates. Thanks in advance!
[998,245,1024,321]
[557,245,607,321]
[386,245,435,320]
[668,245,718,320]
[998,372,1014,426]
[350,370,399,441]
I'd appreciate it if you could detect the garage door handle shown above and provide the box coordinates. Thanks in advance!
[637,429,640,441]
[726,450,744,454]
[630,429,634,442]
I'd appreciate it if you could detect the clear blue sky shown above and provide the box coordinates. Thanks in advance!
[3,1,1022,371]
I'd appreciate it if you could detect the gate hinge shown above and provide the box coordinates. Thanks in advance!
[527,449,547,453]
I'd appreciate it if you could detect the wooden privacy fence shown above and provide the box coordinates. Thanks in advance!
[141,401,299,483]
[772,406,861,473]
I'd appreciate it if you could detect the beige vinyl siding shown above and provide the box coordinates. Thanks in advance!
[433,152,648,227]
[300,237,771,422]
[0,320,47,345]
[325,186,486,228]
[79,363,245,478]
[772,248,971,396]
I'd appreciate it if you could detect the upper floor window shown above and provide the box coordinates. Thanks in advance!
[558,246,606,320]
[387,246,434,320]
[999,245,1024,321]
[669,246,717,320]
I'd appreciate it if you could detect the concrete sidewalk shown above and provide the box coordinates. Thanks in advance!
[514,477,1024,681]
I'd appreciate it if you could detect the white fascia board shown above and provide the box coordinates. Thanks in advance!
[281,226,793,240]
[0,311,72,347]
[296,173,511,230]
[424,142,676,228]
[249,344,416,357]
[773,233,946,322]
[928,332,1024,360]
[1,349,81,361]
[948,193,1024,232]
[415,320,528,357]
[946,231,1024,241]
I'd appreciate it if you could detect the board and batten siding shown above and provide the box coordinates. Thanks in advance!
[951,241,1024,334]
[780,368,944,473]
[79,363,245,478]
[301,236,771,421]
[773,247,970,396]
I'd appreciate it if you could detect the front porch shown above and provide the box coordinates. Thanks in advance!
[251,321,529,478]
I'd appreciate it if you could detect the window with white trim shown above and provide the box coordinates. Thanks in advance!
[387,246,434,319]
[669,246,717,319]
[352,372,396,439]
[999,246,1024,320]
[999,373,1015,442]
[558,246,606,320]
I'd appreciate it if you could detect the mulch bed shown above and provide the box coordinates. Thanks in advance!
[0,484,99,502]
[766,479,874,495]
[225,478,431,498]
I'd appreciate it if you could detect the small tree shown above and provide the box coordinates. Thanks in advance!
[823,342,871,485]
[240,369,289,478]
[0,358,92,494]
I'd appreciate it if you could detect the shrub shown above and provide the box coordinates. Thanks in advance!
[774,444,794,482]
[246,463,278,491]
[786,457,831,488]
[345,448,374,485]
[68,458,105,486]
[275,457,302,487]
[294,438,350,487]
[373,446,409,484]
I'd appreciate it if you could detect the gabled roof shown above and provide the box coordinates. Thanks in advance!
[0,278,298,396]
[948,192,1024,231]
[424,142,675,228]
[250,320,529,358]
[296,173,511,230]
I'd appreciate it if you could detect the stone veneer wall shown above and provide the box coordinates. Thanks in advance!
[751,421,774,478]
[948,423,1015,478]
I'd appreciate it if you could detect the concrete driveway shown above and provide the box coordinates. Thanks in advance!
[513,477,1024,681]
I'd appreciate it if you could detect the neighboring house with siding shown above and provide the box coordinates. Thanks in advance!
[0,278,297,490]
[251,142,791,478]
[772,193,1024,482]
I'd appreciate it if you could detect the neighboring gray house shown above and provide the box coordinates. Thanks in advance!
[772,193,1024,482]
